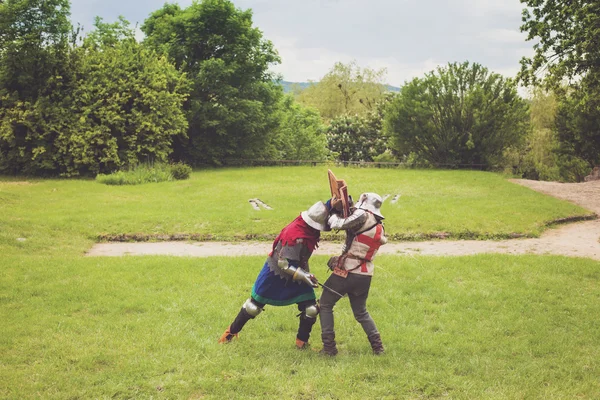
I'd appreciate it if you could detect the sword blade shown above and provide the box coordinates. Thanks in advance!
[318,282,344,298]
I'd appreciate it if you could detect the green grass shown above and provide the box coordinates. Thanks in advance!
[1,254,599,399]
[0,167,592,258]
[96,163,174,185]
[95,162,192,185]
[1,167,598,398]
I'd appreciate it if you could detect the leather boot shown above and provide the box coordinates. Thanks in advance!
[368,333,384,355]
[320,333,338,356]
[218,326,238,344]
[219,308,253,343]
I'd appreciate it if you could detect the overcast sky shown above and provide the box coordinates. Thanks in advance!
[69,0,534,87]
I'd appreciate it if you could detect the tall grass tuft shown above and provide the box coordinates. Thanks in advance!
[96,163,173,185]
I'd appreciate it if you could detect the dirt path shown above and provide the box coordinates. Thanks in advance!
[86,179,600,261]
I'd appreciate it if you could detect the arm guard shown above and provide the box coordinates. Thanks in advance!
[328,208,368,231]
[277,258,317,287]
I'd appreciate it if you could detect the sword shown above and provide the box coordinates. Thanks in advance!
[317,282,344,298]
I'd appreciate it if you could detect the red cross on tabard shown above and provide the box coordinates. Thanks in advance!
[356,224,384,272]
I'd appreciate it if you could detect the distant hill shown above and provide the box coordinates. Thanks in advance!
[278,81,314,93]
[278,80,400,94]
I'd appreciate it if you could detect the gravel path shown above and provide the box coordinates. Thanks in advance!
[86,179,600,260]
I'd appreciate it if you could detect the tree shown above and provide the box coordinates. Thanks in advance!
[0,0,76,174]
[384,62,530,168]
[297,61,388,120]
[62,18,189,175]
[504,88,588,182]
[518,0,600,175]
[555,72,600,169]
[271,95,328,161]
[326,115,366,162]
[84,16,135,48]
[142,0,282,165]
[0,16,189,175]
[514,88,562,180]
[518,0,600,87]
[0,0,73,101]
[326,93,393,162]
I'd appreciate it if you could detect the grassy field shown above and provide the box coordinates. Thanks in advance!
[1,254,599,399]
[1,167,599,398]
[0,167,591,258]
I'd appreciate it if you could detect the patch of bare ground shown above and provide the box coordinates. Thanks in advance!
[86,179,600,260]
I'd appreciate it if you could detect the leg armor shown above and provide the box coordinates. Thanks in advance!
[230,298,263,335]
[243,298,263,317]
[304,304,319,318]
[296,301,319,343]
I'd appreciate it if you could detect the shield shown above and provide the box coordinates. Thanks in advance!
[328,169,350,217]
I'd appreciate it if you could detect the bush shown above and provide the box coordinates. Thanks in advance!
[0,17,189,177]
[385,62,529,168]
[269,95,328,161]
[555,72,600,169]
[96,163,173,185]
[170,162,192,180]
[372,150,396,163]
[325,93,391,163]
[503,89,593,182]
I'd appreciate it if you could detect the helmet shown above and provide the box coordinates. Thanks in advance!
[356,193,384,219]
[301,201,329,231]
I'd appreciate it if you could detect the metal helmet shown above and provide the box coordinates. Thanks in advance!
[301,201,329,231]
[356,192,384,219]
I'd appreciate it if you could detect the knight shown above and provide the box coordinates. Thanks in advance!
[219,200,331,349]
[319,192,387,356]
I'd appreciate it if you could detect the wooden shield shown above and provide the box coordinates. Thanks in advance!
[328,169,350,217]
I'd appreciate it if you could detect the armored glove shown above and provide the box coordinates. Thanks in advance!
[292,267,319,288]
[278,258,319,287]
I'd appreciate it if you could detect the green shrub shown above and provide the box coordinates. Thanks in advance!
[96,163,173,185]
[503,89,593,182]
[385,62,529,168]
[372,150,396,163]
[170,162,192,180]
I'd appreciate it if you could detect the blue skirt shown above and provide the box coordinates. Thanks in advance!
[251,261,316,306]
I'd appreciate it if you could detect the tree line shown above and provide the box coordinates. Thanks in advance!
[0,0,328,176]
[0,0,598,181]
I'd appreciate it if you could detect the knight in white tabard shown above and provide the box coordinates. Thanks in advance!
[319,193,387,356]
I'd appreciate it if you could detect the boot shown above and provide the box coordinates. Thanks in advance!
[320,333,338,356]
[368,333,384,355]
[296,312,316,349]
[218,325,238,344]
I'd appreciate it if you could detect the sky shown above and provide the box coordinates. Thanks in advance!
[69,0,534,88]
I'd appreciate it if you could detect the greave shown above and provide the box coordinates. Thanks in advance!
[296,314,316,342]
[230,308,254,335]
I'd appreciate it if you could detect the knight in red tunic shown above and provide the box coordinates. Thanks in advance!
[218,201,330,349]
[319,192,387,356]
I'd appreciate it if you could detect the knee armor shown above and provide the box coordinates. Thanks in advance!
[304,304,319,318]
[242,298,263,317]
